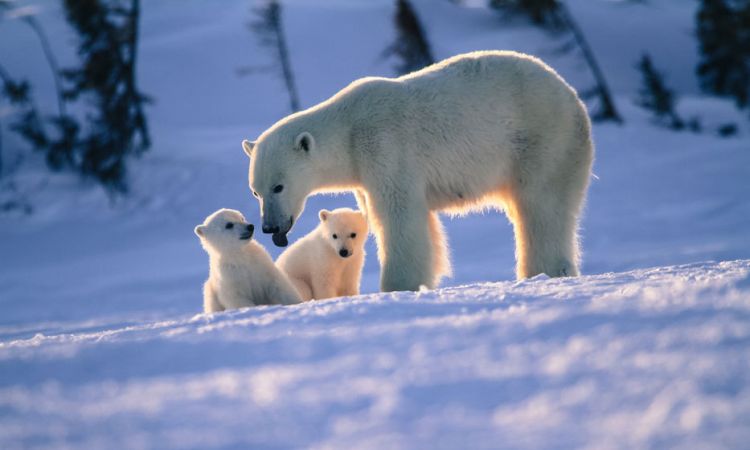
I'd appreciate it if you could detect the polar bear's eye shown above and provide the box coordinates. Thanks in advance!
[252,191,259,198]
[225,222,234,229]
[273,184,284,194]
[350,233,357,239]
[332,234,338,239]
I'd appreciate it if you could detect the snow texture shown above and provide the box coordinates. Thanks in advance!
[1,0,749,448]
[2,261,750,449]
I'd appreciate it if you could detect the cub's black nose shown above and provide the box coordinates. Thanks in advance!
[339,249,349,258]
[247,224,254,232]
[262,225,279,234]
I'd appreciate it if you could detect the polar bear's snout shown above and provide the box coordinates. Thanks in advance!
[263,215,294,247]
[339,248,350,258]
[239,224,254,240]
[262,224,280,234]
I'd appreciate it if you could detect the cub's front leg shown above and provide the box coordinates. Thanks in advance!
[310,265,340,300]
[203,282,225,313]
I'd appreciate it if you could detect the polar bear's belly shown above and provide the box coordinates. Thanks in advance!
[422,145,514,211]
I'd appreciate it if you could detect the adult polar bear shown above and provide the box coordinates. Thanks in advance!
[243,51,594,292]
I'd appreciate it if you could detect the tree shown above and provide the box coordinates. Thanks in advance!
[0,1,66,117]
[383,0,435,75]
[0,63,46,213]
[489,0,622,122]
[248,0,301,112]
[59,0,151,192]
[0,2,62,179]
[0,63,48,173]
[696,0,750,110]
[490,0,561,26]
[636,54,684,129]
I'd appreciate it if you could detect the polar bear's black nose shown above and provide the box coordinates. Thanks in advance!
[339,249,350,258]
[246,224,254,232]
[262,224,279,234]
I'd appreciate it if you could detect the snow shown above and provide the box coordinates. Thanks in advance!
[2,261,750,449]
[1,0,749,448]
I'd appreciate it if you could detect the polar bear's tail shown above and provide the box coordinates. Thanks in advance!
[428,211,452,286]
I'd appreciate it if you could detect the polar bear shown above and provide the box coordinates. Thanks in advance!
[243,51,594,292]
[276,208,368,301]
[195,209,301,312]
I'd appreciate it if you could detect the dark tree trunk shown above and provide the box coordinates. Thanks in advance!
[23,16,66,117]
[488,0,622,123]
[384,0,435,75]
[249,1,301,113]
[271,3,300,112]
[126,0,150,150]
[557,4,622,122]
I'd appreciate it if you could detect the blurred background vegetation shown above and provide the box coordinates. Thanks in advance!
[0,0,748,206]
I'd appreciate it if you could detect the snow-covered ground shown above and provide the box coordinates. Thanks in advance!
[1,0,749,448]
[2,260,750,449]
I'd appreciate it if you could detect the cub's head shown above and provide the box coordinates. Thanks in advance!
[318,208,368,259]
[195,209,255,254]
[243,127,318,248]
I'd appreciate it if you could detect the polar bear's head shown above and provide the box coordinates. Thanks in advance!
[243,126,322,247]
[318,208,368,259]
[195,209,255,254]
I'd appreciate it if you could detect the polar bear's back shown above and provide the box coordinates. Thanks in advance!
[401,50,569,83]
[344,50,591,212]
[397,51,584,147]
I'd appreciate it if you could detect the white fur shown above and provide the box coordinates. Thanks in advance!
[276,208,368,301]
[195,209,301,312]
[245,51,594,291]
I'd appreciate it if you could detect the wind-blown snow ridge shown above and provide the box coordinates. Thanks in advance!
[1,260,749,449]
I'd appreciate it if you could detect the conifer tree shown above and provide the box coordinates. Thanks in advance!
[1,0,148,195]
[250,0,301,112]
[636,54,684,129]
[489,0,621,122]
[0,64,47,171]
[490,0,560,26]
[696,0,750,109]
[60,0,150,192]
[383,0,435,75]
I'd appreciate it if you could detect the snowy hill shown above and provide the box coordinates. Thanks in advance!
[1,0,750,448]
[2,260,749,449]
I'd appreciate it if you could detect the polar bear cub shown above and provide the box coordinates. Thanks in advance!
[277,208,368,301]
[195,209,301,312]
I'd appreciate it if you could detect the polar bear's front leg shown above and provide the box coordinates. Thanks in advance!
[288,276,313,302]
[203,282,224,313]
[271,274,304,305]
[369,190,435,292]
[310,264,340,300]
[311,278,337,300]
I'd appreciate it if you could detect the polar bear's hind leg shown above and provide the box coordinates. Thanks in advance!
[503,147,591,279]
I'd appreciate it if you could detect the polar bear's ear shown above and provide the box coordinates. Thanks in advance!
[194,225,206,237]
[319,209,330,221]
[242,140,256,157]
[295,132,314,152]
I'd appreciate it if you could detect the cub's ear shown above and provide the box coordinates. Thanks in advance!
[319,209,330,221]
[242,140,256,157]
[295,132,315,152]
[194,225,206,237]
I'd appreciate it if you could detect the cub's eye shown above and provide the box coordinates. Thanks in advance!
[332,234,338,239]
[225,222,234,229]
[273,184,284,194]
[252,191,259,198]
[350,233,357,239]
